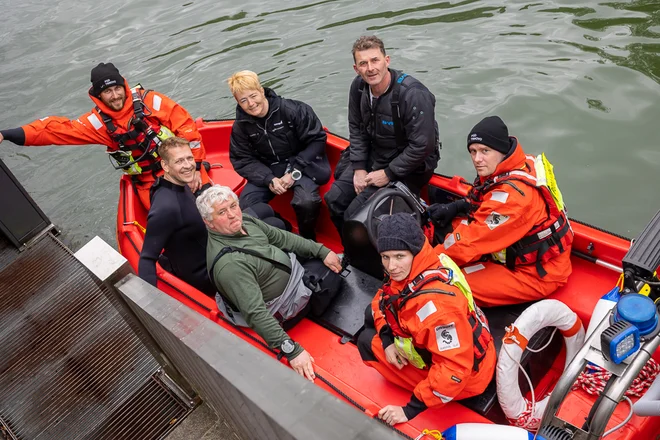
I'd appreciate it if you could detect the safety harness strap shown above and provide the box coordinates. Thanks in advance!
[390,73,409,149]
[505,214,571,277]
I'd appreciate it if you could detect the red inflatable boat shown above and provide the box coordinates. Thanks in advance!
[117,119,660,440]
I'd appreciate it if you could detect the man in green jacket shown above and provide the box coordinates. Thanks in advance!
[196,185,342,382]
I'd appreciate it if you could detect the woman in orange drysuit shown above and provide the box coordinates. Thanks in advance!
[429,116,573,307]
[357,213,496,425]
[0,63,210,209]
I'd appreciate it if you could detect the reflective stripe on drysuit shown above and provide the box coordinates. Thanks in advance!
[437,139,572,307]
[366,240,496,409]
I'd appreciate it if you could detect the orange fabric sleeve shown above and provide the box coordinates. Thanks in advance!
[401,293,474,408]
[437,183,547,266]
[21,113,111,147]
[144,92,206,162]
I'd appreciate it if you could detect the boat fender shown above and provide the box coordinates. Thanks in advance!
[442,423,534,440]
[585,286,620,338]
[496,299,585,430]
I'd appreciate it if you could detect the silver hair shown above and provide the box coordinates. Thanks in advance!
[195,185,239,221]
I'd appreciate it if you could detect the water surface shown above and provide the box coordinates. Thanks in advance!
[1,0,658,249]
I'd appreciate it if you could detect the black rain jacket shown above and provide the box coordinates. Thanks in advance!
[229,88,329,187]
[348,69,440,179]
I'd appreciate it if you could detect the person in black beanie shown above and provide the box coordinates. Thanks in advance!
[0,62,211,210]
[357,213,496,426]
[430,115,573,307]
[90,62,126,98]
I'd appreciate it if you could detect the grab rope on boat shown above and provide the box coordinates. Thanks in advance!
[572,358,660,398]
[414,428,444,439]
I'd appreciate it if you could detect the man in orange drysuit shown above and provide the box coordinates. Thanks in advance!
[357,213,496,425]
[0,62,210,209]
[429,116,573,307]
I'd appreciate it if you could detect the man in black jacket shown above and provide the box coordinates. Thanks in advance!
[324,36,440,236]
[227,70,330,240]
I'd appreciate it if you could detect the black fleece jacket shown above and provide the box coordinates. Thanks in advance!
[348,69,440,179]
[229,88,327,187]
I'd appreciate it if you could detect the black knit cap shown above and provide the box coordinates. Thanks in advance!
[377,212,425,256]
[90,62,125,96]
[467,116,511,155]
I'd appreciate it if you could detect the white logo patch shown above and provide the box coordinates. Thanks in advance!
[490,191,509,204]
[416,301,437,323]
[485,211,509,230]
[435,322,460,352]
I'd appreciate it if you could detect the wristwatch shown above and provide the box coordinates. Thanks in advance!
[280,339,296,355]
[290,168,302,181]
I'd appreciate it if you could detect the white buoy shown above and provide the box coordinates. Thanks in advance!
[442,423,534,440]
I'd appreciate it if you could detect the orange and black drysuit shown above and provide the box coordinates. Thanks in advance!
[0,79,209,209]
[357,240,496,420]
[436,138,573,307]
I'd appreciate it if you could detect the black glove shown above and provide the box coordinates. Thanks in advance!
[428,199,470,226]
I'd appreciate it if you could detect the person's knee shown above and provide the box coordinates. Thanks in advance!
[357,326,378,362]
[323,185,339,207]
[292,197,321,215]
[245,202,276,219]
[363,303,375,328]
[238,185,271,208]
[324,184,353,217]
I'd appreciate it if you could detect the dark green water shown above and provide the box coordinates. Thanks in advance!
[1,0,658,250]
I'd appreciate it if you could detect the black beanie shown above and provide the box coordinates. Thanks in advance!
[377,213,425,256]
[467,116,511,155]
[90,63,125,96]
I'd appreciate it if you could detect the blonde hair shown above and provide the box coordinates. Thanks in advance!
[227,70,262,95]
[158,137,190,162]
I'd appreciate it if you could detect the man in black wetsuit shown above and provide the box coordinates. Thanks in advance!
[138,137,286,294]
[138,137,215,295]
